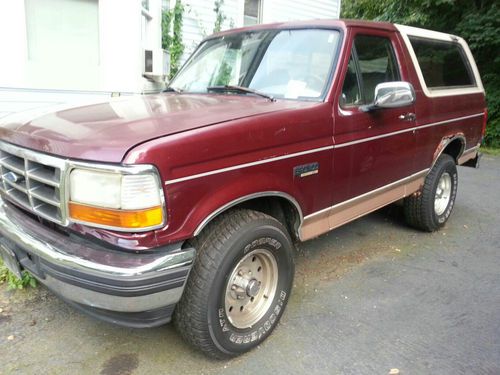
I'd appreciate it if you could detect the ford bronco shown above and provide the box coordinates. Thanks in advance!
[0,20,486,358]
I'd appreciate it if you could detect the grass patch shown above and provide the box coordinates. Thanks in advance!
[481,147,500,156]
[0,258,37,290]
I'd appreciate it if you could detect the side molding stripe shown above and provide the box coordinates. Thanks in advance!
[165,145,334,185]
[164,113,483,185]
[299,169,429,241]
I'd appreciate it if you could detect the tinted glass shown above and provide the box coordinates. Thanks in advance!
[409,37,475,89]
[340,53,362,107]
[355,35,400,103]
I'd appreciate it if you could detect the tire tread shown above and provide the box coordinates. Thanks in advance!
[174,209,285,359]
[404,154,456,232]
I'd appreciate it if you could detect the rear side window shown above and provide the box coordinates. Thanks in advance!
[409,37,475,89]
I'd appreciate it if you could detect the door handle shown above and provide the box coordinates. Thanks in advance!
[398,113,416,122]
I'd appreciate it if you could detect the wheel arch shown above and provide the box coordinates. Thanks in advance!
[432,134,466,167]
[193,191,304,240]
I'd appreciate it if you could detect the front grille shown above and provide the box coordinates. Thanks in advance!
[0,141,67,225]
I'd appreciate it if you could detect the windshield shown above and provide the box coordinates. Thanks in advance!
[169,29,341,100]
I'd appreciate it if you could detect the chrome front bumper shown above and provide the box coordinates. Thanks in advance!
[0,197,195,327]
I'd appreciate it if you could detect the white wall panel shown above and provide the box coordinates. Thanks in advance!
[262,0,340,23]
[181,0,243,62]
[179,0,340,63]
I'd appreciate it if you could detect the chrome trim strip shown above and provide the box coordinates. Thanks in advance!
[42,275,185,313]
[0,140,166,233]
[302,169,429,222]
[415,113,483,130]
[194,191,304,236]
[0,140,67,224]
[164,113,483,185]
[335,113,483,149]
[0,197,195,278]
[299,169,429,241]
[0,141,67,169]
[164,145,334,185]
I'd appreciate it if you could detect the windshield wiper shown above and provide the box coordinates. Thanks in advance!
[207,85,276,102]
[163,86,183,93]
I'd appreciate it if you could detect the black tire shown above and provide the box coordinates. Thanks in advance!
[404,154,458,232]
[174,209,294,359]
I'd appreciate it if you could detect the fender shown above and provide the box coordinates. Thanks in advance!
[194,191,303,236]
[431,133,466,169]
[168,170,310,240]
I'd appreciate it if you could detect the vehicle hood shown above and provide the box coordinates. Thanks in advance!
[0,94,315,163]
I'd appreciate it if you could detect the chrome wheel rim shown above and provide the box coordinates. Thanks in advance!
[224,249,278,329]
[434,172,452,216]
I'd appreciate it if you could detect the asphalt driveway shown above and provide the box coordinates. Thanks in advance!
[1,155,499,375]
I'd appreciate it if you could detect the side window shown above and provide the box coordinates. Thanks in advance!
[341,35,401,107]
[409,37,475,89]
[340,53,362,106]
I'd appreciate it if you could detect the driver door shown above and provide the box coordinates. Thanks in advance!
[332,30,418,207]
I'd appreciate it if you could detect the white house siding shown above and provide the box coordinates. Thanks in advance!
[181,0,243,62]
[0,0,164,120]
[177,0,340,63]
[262,0,340,23]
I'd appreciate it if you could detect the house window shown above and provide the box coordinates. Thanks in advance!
[244,0,261,26]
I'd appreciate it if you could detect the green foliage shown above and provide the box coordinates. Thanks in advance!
[0,258,37,290]
[456,5,500,147]
[214,62,232,86]
[170,0,185,79]
[341,0,500,146]
[213,0,227,33]
[481,147,500,156]
[483,74,500,147]
[161,9,173,51]
[162,1,185,80]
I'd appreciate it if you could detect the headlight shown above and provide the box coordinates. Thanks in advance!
[68,167,164,231]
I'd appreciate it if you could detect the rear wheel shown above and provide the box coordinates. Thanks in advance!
[404,154,458,231]
[174,209,294,358]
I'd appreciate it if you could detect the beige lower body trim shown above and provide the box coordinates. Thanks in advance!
[458,146,479,165]
[299,170,429,241]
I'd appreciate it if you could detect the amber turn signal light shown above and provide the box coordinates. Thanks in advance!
[68,202,163,229]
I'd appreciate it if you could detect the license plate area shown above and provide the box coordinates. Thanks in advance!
[0,242,22,279]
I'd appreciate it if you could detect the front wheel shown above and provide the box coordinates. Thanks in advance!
[174,209,294,358]
[404,154,458,231]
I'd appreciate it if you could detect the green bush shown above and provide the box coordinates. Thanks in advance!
[456,5,500,147]
[0,258,37,290]
[162,0,185,79]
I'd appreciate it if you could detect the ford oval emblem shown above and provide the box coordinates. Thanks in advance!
[4,171,23,184]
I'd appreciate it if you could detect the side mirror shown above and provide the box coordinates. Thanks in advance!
[360,81,415,112]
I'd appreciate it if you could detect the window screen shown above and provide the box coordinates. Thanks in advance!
[409,37,475,89]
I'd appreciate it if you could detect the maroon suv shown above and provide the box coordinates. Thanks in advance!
[0,20,486,358]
